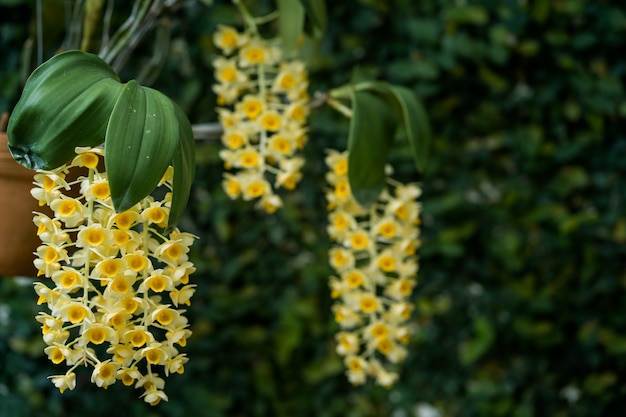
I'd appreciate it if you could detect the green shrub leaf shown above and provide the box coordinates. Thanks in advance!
[459,316,495,365]
[105,80,179,213]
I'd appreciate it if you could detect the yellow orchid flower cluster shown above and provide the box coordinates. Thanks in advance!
[31,147,196,406]
[212,24,309,213]
[325,149,422,387]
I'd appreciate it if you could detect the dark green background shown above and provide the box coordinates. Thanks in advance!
[1,0,626,416]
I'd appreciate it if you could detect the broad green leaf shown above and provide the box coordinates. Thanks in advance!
[299,0,327,38]
[387,85,431,171]
[105,80,179,212]
[347,89,395,206]
[356,81,431,172]
[277,0,305,56]
[167,104,196,231]
[8,50,121,170]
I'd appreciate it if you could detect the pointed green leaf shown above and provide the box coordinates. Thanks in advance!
[386,85,431,171]
[299,0,327,38]
[356,81,431,172]
[167,104,196,231]
[348,89,395,206]
[8,50,121,170]
[105,81,179,212]
[277,0,305,56]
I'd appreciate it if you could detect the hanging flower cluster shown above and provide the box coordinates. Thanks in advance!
[212,24,309,213]
[325,149,422,387]
[31,147,196,406]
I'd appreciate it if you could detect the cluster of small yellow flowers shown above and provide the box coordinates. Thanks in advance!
[213,24,309,213]
[31,147,196,406]
[325,149,422,387]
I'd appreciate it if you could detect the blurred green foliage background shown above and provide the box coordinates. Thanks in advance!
[2,0,626,416]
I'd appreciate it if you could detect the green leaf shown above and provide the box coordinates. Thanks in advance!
[388,85,431,171]
[277,0,305,56]
[105,80,179,212]
[459,316,495,365]
[347,89,395,206]
[445,5,489,25]
[167,104,196,231]
[356,81,431,172]
[299,0,327,38]
[8,50,121,170]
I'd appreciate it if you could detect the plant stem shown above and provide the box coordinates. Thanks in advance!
[36,0,43,65]
[326,97,353,119]
[101,0,115,46]
[254,10,279,25]
[191,122,223,140]
[64,0,86,51]
[99,0,153,66]
[232,0,259,35]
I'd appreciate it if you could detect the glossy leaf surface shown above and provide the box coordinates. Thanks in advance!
[347,89,395,206]
[391,85,431,172]
[105,81,179,212]
[167,103,196,231]
[8,50,120,170]
[357,81,431,172]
